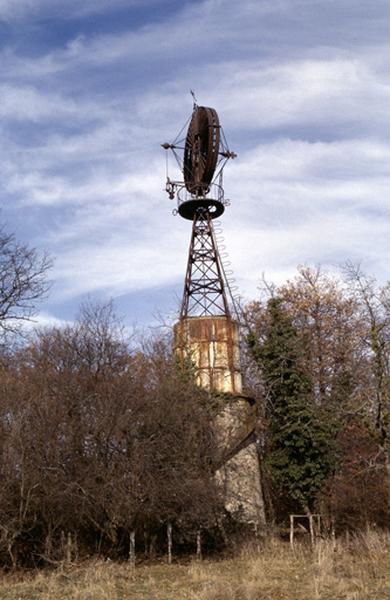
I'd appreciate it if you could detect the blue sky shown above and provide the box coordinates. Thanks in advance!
[0,0,389,328]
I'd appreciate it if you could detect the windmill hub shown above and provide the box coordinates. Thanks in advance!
[163,104,235,220]
[162,102,237,318]
[183,106,220,197]
[177,192,224,220]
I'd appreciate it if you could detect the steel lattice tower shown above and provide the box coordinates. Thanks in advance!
[180,209,230,318]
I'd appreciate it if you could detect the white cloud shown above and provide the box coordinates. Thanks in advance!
[0,0,389,324]
[51,226,188,300]
[222,138,390,296]
[0,83,110,122]
[3,0,388,82]
[21,311,71,330]
[0,0,146,21]
[25,135,388,304]
[137,55,390,139]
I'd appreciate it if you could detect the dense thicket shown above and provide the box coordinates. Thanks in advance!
[248,298,337,517]
[245,266,390,532]
[0,304,222,567]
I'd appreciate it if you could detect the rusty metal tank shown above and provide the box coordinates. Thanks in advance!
[174,315,242,394]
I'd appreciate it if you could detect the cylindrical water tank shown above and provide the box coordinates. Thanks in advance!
[174,315,242,395]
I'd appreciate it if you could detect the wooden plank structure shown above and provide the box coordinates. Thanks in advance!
[289,514,322,547]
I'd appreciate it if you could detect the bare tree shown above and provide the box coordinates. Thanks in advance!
[0,301,222,567]
[244,266,366,412]
[0,227,51,335]
[343,262,390,448]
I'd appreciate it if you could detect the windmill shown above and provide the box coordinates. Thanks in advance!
[162,101,237,319]
[162,99,266,527]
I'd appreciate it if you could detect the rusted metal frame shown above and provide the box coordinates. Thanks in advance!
[188,299,223,315]
[180,208,230,318]
[189,263,217,290]
[188,280,222,293]
[187,293,225,316]
[186,285,225,315]
[207,211,230,316]
[180,213,198,318]
[188,213,225,315]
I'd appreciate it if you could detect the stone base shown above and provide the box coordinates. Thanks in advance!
[217,441,266,527]
[174,315,266,529]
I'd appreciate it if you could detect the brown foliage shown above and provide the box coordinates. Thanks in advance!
[244,265,390,527]
[0,227,51,337]
[245,266,367,409]
[323,420,390,532]
[0,303,221,567]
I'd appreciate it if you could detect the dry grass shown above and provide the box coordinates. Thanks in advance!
[0,530,389,599]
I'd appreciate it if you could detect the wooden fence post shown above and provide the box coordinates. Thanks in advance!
[196,529,202,560]
[167,523,172,565]
[290,515,294,548]
[129,530,136,567]
[309,514,314,546]
[66,532,72,564]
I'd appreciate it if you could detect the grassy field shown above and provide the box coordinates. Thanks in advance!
[0,531,389,599]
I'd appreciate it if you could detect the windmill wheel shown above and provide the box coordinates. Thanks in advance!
[183,106,220,196]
